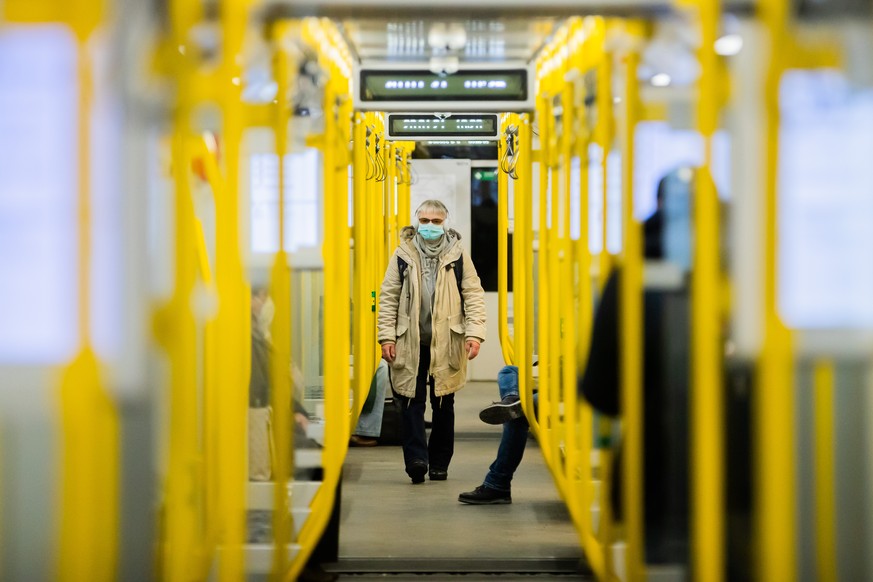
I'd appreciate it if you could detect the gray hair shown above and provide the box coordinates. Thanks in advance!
[415,199,449,220]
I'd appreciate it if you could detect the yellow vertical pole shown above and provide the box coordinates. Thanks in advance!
[536,92,552,450]
[548,73,564,476]
[571,34,603,574]
[270,20,294,580]
[497,119,515,365]
[596,41,614,287]
[398,149,411,229]
[215,0,251,579]
[385,143,396,262]
[321,71,351,499]
[691,0,725,578]
[58,18,120,578]
[195,136,223,578]
[351,114,367,422]
[619,45,645,582]
[516,114,535,426]
[160,4,204,581]
[758,0,796,577]
[560,68,579,502]
[813,361,837,581]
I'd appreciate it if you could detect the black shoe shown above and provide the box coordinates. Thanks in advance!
[478,395,523,425]
[429,469,448,481]
[458,485,512,505]
[407,459,427,484]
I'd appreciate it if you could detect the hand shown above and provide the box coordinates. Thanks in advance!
[465,339,480,360]
[294,412,309,432]
[382,343,396,363]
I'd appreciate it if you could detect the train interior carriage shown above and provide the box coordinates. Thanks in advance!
[1,0,873,580]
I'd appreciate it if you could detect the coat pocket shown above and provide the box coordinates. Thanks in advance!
[393,314,411,369]
[448,314,466,370]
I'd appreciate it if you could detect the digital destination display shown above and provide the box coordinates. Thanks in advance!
[360,70,527,102]
[388,114,499,138]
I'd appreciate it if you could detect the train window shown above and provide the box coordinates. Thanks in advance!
[0,26,79,364]
[250,150,320,254]
[588,144,623,255]
[778,69,873,328]
[634,121,731,220]
[470,167,510,292]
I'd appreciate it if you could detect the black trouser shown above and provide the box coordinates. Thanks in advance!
[396,345,455,473]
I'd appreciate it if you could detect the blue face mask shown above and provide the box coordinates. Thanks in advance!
[418,223,445,241]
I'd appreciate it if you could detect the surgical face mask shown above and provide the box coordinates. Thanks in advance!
[418,223,445,241]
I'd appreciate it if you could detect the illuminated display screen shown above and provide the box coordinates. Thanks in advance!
[360,70,527,102]
[388,114,498,137]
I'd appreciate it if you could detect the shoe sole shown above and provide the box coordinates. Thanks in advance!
[478,402,524,425]
[429,473,447,481]
[458,496,512,505]
[408,463,427,484]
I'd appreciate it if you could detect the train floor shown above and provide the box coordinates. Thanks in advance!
[325,380,593,580]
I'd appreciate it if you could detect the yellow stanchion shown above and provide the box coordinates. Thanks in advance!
[270,21,295,580]
[3,4,121,580]
[559,55,580,511]
[159,11,200,576]
[289,18,354,582]
[689,0,726,578]
[515,113,536,445]
[497,116,516,365]
[196,2,253,580]
[757,0,797,578]
[53,7,120,579]
[535,92,552,452]
[398,147,412,233]
[185,132,224,580]
[595,33,614,289]
[618,42,645,582]
[813,360,837,582]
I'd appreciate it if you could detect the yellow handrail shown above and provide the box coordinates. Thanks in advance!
[618,38,645,582]
[270,20,294,579]
[757,0,797,577]
[496,119,516,365]
[690,0,726,577]
[160,5,201,574]
[289,17,354,582]
[529,18,620,580]
[813,360,837,581]
[351,113,368,427]
[535,92,552,453]
[595,36,614,289]
[4,4,125,580]
[514,114,536,431]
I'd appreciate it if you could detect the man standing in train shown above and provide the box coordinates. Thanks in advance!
[378,199,488,484]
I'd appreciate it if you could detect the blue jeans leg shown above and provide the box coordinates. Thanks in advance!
[398,345,431,472]
[483,371,539,492]
[497,365,519,400]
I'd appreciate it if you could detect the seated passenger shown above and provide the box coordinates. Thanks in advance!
[349,360,389,447]
[459,169,696,566]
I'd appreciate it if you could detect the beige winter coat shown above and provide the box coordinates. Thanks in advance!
[377,227,487,398]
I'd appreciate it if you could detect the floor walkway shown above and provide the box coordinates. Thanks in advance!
[334,380,592,579]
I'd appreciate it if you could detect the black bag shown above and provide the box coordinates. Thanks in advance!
[377,368,404,445]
